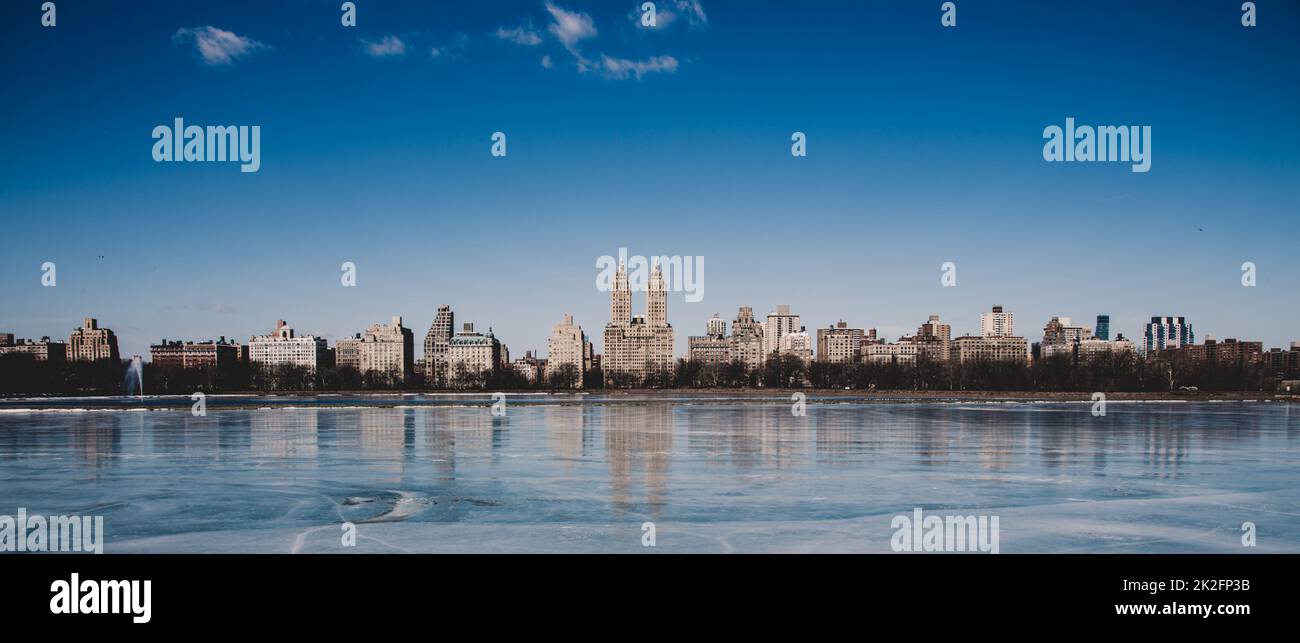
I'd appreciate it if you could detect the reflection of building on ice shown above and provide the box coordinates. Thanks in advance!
[544,404,588,464]
[359,408,411,477]
[420,406,501,476]
[249,408,319,464]
[603,403,672,516]
[683,405,809,471]
[68,413,122,469]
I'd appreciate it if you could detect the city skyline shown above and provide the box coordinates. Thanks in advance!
[4,298,1296,368]
[2,1,1298,360]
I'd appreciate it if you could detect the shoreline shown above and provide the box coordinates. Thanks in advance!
[2,388,1296,410]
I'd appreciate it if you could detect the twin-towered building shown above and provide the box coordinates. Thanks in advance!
[603,261,675,385]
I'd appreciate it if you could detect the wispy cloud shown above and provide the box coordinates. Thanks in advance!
[431,33,470,59]
[362,35,407,58]
[540,54,553,69]
[544,1,597,53]
[672,1,709,28]
[632,1,709,30]
[495,23,543,46]
[596,54,678,80]
[172,26,268,66]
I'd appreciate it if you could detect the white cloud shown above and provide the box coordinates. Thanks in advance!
[544,1,597,52]
[495,24,543,46]
[634,1,708,30]
[596,54,678,80]
[541,54,553,69]
[430,34,470,59]
[172,26,268,66]
[673,1,709,28]
[362,35,407,58]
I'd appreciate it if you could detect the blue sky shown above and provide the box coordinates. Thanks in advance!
[2,1,1297,360]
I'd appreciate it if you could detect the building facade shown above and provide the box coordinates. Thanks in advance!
[816,321,864,363]
[68,317,119,362]
[950,335,1030,364]
[728,306,765,370]
[334,336,362,371]
[687,314,730,366]
[763,305,801,357]
[447,323,502,387]
[249,320,329,371]
[603,262,675,385]
[778,327,814,361]
[0,336,67,362]
[546,313,587,388]
[352,316,414,382]
[863,341,922,365]
[1143,316,1194,354]
[150,338,243,370]
[1095,314,1111,341]
[423,304,455,386]
[1040,316,1093,359]
[979,305,1015,338]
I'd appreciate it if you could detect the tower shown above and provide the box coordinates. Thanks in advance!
[611,263,631,325]
[647,261,667,327]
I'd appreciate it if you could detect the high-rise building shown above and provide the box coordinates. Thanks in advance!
[913,315,951,362]
[546,313,587,388]
[423,305,455,386]
[1040,316,1093,359]
[687,313,729,365]
[334,335,362,371]
[68,317,120,362]
[447,322,502,387]
[763,305,801,356]
[779,326,814,361]
[350,316,414,382]
[688,314,731,366]
[1143,316,1194,354]
[816,321,864,363]
[706,313,727,337]
[728,306,765,370]
[603,262,674,385]
[249,320,328,370]
[1095,315,1111,341]
[979,305,1015,338]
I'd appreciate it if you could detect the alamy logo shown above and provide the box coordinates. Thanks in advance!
[152,117,261,172]
[890,508,999,553]
[1043,117,1151,173]
[50,573,151,624]
[596,247,704,303]
[0,508,103,554]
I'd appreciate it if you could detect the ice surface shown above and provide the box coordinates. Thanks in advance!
[0,396,1295,553]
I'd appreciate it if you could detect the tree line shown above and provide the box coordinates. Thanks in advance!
[1,350,1294,396]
